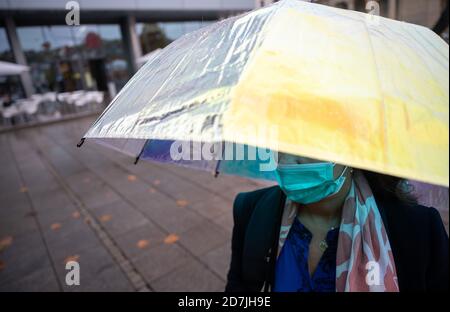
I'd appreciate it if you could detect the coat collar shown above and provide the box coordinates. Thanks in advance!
[242,186,285,283]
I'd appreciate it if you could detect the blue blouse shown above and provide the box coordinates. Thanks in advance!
[273,217,339,292]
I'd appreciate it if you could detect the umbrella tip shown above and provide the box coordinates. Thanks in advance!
[134,156,140,165]
[213,160,221,178]
[76,138,85,148]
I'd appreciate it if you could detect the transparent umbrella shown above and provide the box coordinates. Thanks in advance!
[78,0,449,190]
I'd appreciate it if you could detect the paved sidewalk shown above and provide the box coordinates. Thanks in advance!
[0,116,271,291]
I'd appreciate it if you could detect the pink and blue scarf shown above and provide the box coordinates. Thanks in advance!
[277,169,399,292]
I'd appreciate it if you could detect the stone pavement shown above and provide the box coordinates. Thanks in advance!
[0,116,448,292]
[0,116,271,292]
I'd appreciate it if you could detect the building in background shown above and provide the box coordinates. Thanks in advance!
[318,0,447,29]
[262,0,448,35]
[0,0,448,100]
[0,0,253,99]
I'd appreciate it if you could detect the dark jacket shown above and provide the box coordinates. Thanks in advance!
[225,185,449,292]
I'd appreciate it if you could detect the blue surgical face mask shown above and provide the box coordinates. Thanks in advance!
[275,162,348,204]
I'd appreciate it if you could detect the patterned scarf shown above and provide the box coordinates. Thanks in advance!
[277,169,399,292]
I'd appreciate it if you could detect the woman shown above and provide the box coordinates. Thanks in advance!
[225,153,449,292]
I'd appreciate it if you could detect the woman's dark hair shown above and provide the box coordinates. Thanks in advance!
[362,170,417,205]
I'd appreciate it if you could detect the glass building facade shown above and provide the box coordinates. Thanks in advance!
[137,21,213,55]
[1,21,215,101]
[15,24,128,94]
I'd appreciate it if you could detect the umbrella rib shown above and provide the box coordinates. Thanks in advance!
[213,159,221,178]
[363,20,390,168]
[134,139,150,165]
[212,141,226,178]
[76,138,85,148]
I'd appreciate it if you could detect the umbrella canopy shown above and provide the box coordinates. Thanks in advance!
[137,49,162,66]
[81,0,449,187]
[0,61,29,76]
